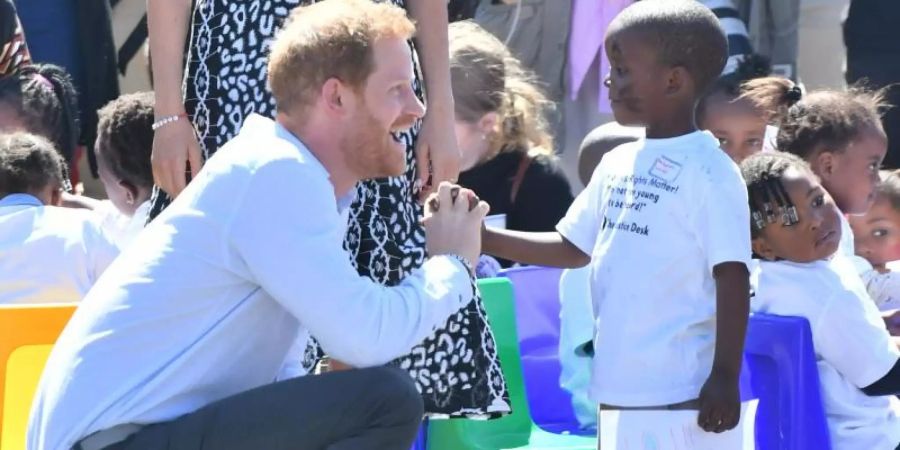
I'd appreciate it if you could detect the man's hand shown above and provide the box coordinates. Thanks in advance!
[423,182,489,267]
[151,118,203,198]
[697,370,741,433]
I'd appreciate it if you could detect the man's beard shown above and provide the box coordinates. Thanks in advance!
[341,105,407,180]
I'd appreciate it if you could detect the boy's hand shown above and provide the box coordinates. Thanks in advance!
[697,370,741,433]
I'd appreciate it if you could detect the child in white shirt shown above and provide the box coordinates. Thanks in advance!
[765,88,893,308]
[0,132,118,305]
[744,151,900,450]
[93,92,155,249]
[484,0,751,434]
[850,170,900,313]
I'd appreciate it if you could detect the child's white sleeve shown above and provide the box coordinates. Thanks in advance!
[862,269,900,311]
[87,223,120,285]
[556,165,604,255]
[695,162,752,273]
[815,289,900,388]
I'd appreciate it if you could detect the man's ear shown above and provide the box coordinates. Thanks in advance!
[320,78,348,116]
[752,236,776,261]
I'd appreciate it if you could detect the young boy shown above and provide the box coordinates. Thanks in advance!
[484,0,752,433]
[0,132,118,304]
[93,92,155,248]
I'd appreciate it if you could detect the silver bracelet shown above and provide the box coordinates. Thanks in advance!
[445,253,475,275]
[152,113,187,131]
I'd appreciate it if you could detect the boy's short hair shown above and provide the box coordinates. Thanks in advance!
[268,0,415,118]
[96,92,155,191]
[0,132,65,197]
[608,0,727,94]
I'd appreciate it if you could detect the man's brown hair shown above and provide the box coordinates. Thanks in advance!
[268,0,415,117]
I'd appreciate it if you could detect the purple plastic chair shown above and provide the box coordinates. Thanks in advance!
[499,266,588,435]
[742,313,831,450]
[501,266,832,449]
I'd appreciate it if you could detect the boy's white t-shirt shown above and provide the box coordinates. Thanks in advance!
[0,194,119,305]
[752,258,900,450]
[95,199,151,250]
[557,130,752,406]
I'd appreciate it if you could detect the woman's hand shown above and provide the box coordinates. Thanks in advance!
[151,118,203,197]
[415,106,460,201]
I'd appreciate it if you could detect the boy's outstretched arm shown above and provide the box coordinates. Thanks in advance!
[698,261,750,433]
[482,227,590,269]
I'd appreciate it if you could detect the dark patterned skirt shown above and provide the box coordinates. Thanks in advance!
[147,0,509,418]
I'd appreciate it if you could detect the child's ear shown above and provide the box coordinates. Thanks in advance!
[751,236,777,261]
[811,151,836,181]
[119,180,139,205]
[666,66,692,97]
[48,187,63,207]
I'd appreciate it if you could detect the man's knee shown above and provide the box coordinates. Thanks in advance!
[365,366,424,423]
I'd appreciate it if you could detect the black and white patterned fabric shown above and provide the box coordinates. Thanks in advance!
[147,0,509,419]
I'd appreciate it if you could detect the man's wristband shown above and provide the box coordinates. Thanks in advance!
[445,253,475,276]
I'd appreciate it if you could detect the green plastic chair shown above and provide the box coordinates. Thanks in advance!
[427,278,596,450]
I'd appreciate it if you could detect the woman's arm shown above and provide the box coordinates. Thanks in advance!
[406,0,460,199]
[147,0,202,197]
[482,228,590,268]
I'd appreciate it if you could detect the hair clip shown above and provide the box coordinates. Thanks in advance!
[782,205,800,226]
[784,85,802,102]
[752,210,767,230]
[762,201,776,223]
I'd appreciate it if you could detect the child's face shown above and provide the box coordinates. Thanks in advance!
[701,97,766,163]
[849,196,900,268]
[604,31,671,128]
[753,168,843,263]
[814,127,887,215]
[96,141,139,217]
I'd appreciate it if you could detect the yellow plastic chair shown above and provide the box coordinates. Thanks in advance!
[0,304,76,450]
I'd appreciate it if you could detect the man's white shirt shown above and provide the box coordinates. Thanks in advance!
[27,115,472,450]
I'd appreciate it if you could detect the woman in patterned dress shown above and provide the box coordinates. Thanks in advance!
[147,0,508,417]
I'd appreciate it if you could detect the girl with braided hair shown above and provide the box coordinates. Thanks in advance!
[743,151,900,450]
[0,63,79,192]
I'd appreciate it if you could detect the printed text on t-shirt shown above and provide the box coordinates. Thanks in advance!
[600,171,681,237]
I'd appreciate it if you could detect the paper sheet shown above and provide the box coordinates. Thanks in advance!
[599,400,758,450]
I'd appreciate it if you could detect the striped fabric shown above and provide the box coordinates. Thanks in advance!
[701,0,754,76]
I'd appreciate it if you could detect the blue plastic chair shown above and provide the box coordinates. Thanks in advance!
[499,266,590,436]
[411,421,427,450]
[742,313,831,450]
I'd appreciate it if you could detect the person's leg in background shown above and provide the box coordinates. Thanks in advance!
[845,54,900,169]
[743,0,801,80]
[99,366,424,450]
[843,0,900,169]
[796,0,849,90]
[560,56,612,193]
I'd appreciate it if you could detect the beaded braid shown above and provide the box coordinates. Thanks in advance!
[742,152,807,238]
[0,63,79,191]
